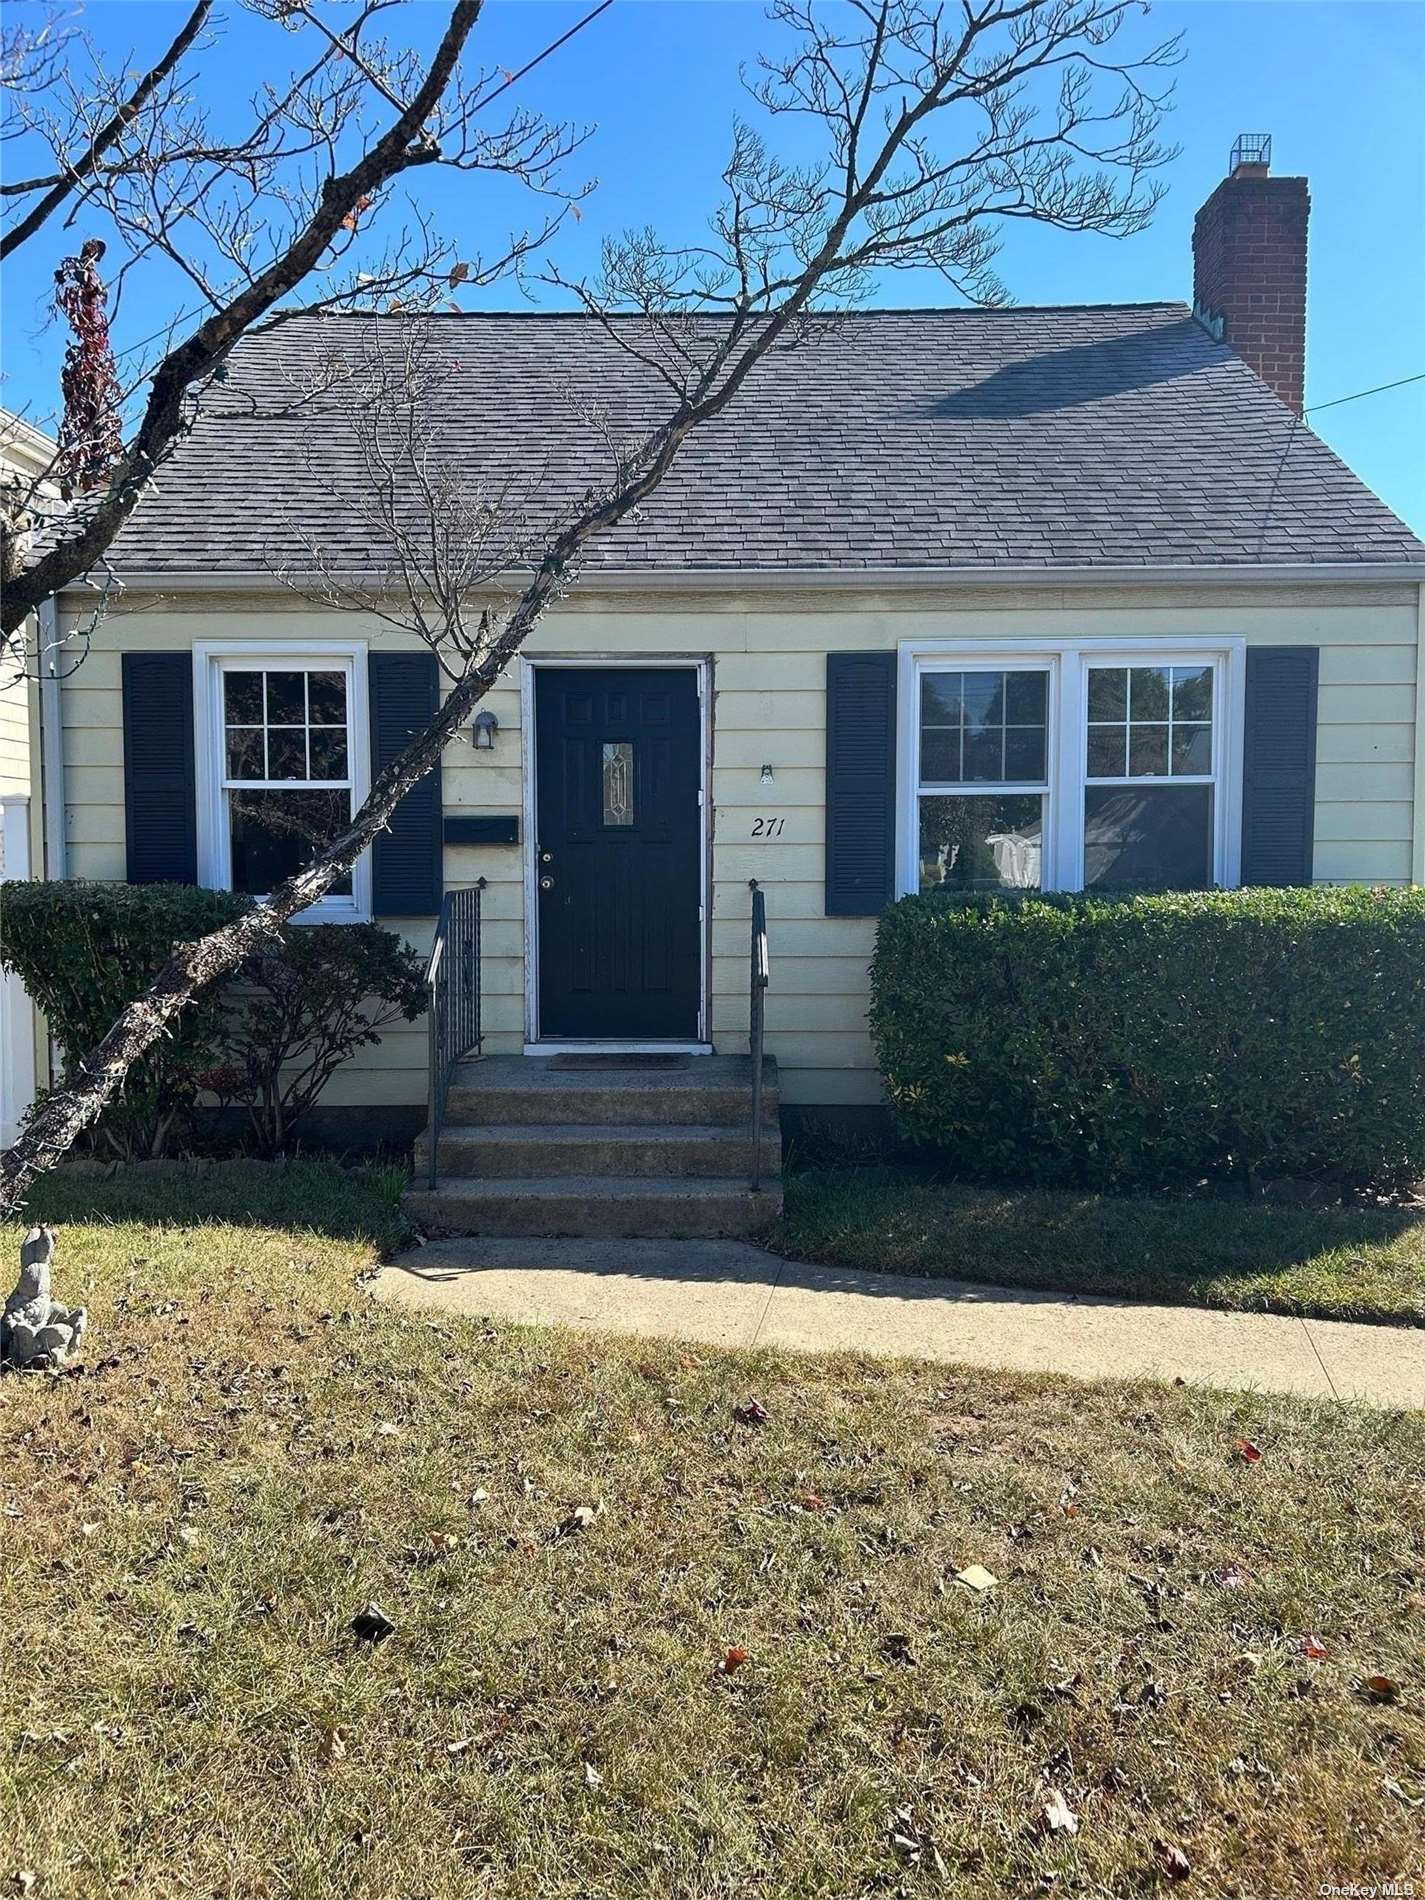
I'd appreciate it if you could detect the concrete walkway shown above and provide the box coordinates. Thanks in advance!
[375,1237,1425,1410]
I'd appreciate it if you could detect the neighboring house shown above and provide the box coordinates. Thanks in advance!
[28,144,1425,1231]
[0,407,57,1146]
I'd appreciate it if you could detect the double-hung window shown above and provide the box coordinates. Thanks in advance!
[194,642,371,921]
[902,641,1242,896]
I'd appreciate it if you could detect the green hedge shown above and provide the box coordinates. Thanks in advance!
[868,887,1425,1191]
[0,881,248,1155]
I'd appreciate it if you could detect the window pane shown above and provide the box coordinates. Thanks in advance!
[307,670,347,725]
[1172,666,1213,723]
[225,726,265,780]
[1004,726,1046,781]
[1005,670,1047,724]
[960,672,1004,730]
[601,741,633,827]
[1171,723,1212,774]
[229,789,352,896]
[919,794,1043,893]
[1086,725,1126,778]
[308,727,349,781]
[1084,786,1212,890]
[962,728,1004,782]
[1128,724,1169,777]
[267,728,306,781]
[921,673,964,724]
[1087,668,1127,721]
[919,667,1047,789]
[266,671,306,725]
[1129,667,1170,720]
[224,671,263,724]
[920,727,962,782]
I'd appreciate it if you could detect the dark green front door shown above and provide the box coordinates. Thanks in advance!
[535,667,701,1040]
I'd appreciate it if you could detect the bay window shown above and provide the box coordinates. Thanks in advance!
[901,640,1242,897]
[194,641,371,921]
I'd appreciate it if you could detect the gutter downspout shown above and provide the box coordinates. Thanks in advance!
[1414,580,1425,888]
[38,596,65,880]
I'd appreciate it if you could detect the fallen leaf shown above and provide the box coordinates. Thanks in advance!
[733,1399,769,1427]
[351,1602,396,1644]
[1364,1674,1400,1703]
[1155,1841,1192,1881]
[13,1876,37,1896]
[375,1422,400,1437]
[954,1564,998,1592]
[583,1761,603,1789]
[557,1504,601,1536]
[717,1646,749,1674]
[1300,1635,1330,1660]
[318,1726,347,1765]
[445,1738,472,1757]
[1235,1439,1262,1464]
[799,1493,826,1512]
[1040,1787,1078,1835]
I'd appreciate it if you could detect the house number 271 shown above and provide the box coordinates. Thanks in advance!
[749,816,786,837]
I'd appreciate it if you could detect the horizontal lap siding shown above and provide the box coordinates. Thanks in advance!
[57,587,1422,1108]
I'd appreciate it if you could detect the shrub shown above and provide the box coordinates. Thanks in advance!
[0,883,427,1160]
[869,886,1425,1192]
[0,880,248,1157]
[202,924,426,1156]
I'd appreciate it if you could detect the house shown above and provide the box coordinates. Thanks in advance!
[25,144,1425,1234]
[0,407,57,1146]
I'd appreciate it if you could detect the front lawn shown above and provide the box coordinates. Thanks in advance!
[779,1166,1425,1326]
[3,1161,1424,1897]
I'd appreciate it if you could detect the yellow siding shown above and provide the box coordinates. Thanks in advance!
[0,673,29,799]
[57,582,1424,1109]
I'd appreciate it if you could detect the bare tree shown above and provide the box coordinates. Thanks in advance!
[0,0,1181,1213]
[1,0,600,661]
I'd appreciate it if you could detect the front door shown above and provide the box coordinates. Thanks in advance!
[535,666,702,1040]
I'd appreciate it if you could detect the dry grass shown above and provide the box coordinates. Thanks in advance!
[3,1162,1424,1899]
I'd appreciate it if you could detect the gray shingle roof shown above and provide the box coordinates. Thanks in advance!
[105,304,1425,575]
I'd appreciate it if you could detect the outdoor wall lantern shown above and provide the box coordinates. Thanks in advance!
[472,709,499,750]
[760,763,775,785]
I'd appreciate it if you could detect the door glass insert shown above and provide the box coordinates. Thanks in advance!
[602,741,634,827]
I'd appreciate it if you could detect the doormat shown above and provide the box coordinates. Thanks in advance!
[550,1054,691,1071]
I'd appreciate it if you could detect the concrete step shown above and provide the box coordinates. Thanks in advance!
[404,1174,783,1240]
[445,1053,778,1128]
[416,1121,783,1181]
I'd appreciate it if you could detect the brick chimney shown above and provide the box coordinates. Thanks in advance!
[1192,134,1310,413]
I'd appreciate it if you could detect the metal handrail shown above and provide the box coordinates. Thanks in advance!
[748,878,769,1191]
[425,877,487,1190]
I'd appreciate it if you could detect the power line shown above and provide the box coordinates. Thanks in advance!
[1305,371,1425,415]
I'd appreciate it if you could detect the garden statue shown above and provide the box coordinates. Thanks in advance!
[1,1225,87,1370]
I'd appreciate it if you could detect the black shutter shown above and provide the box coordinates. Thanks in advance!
[1240,645,1319,886]
[825,651,897,916]
[122,652,196,884]
[368,651,443,915]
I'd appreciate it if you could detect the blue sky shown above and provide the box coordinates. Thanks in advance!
[3,0,1422,532]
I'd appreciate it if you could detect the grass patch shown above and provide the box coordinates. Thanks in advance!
[778,1166,1425,1326]
[3,1161,1424,1896]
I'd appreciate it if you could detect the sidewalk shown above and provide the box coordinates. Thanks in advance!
[376,1237,1425,1410]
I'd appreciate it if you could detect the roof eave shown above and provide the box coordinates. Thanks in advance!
[57,560,1425,597]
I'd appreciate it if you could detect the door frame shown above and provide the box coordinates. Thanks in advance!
[519,654,712,1052]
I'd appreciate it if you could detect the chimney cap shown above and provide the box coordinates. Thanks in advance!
[1230,132,1272,175]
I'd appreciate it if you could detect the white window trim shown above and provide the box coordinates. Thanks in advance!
[193,639,371,923]
[895,636,1246,898]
